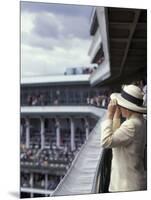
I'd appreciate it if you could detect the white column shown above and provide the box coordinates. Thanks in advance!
[30,173,34,198]
[70,118,75,151]
[21,124,23,136]
[40,117,45,149]
[85,119,90,140]
[29,173,34,187]
[45,173,48,190]
[25,118,30,148]
[55,118,61,148]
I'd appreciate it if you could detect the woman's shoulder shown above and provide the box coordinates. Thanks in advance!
[122,118,135,129]
[124,115,145,129]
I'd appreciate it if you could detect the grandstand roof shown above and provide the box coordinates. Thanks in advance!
[21,74,90,86]
[106,7,147,85]
[90,7,147,87]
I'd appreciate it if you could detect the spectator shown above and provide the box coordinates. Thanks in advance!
[32,95,38,105]
[101,95,107,108]
[101,84,147,192]
[38,94,45,106]
[140,79,147,107]
[27,95,32,105]
[90,97,94,105]
[143,84,147,107]
[54,98,58,105]
[86,96,90,104]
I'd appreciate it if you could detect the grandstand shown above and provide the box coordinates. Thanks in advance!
[20,6,147,198]
[20,76,108,198]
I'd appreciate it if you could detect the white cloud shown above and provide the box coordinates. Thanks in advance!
[21,37,91,76]
[21,4,92,77]
[21,12,35,34]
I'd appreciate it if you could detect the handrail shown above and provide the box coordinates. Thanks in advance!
[91,113,107,193]
[51,121,100,196]
[91,149,103,193]
[91,109,112,194]
[91,148,112,193]
[51,110,106,196]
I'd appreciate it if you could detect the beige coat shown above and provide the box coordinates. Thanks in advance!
[101,114,147,192]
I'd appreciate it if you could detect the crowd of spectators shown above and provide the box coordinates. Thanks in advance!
[20,123,89,192]
[64,66,98,75]
[86,93,110,108]
[34,174,60,190]
[21,173,31,188]
[20,143,78,169]
[21,77,147,194]
[47,176,60,190]
[86,79,147,109]
[21,145,38,163]
[21,143,79,190]
[22,78,147,111]
[21,172,60,190]
[20,125,87,190]
[131,78,147,106]
[27,94,46,106]
[82,66,97,74]
[21,126,88,191]
[21,126,87,150]
[23,90,111,108]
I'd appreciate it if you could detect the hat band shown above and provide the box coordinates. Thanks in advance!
[121,90,143,106]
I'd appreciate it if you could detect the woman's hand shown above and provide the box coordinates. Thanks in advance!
[114,106,121,119]
[107,99,118,119]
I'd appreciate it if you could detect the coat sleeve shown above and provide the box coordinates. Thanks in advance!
[101,119,135,148]
[112,118,121,132]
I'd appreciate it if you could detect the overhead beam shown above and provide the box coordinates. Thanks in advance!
[119,10,142,74]
[103,10,143,86]
[110,38,146,43]
[99,68,145,87]
[111,66,144,71]
[111,48,146,54]
[109,22,146,30]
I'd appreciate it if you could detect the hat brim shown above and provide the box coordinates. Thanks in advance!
[110,93,147,114]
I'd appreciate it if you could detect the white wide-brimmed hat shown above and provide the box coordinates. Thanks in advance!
[110,84,147,114]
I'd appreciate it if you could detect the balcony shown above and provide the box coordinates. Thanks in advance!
[88,28,102,63]
[90,8,98,36]
[89,7,111,86]
[21,105,104,118]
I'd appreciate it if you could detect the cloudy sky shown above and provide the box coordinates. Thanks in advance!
[21,1,94,77]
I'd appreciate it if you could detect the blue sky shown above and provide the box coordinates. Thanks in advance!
[21,1,94,76]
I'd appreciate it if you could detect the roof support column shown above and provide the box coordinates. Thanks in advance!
[70,117,75,151]
[45,173,48,197]
[55,118,61,148]
[85,118,90,140]
[21,124,23,136]
[40,117,45,149]
[25,118,30,148]
[30,172,34,198]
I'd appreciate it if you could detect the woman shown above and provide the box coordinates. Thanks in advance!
[101,84,147,192]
